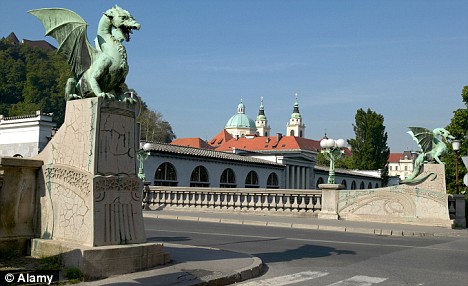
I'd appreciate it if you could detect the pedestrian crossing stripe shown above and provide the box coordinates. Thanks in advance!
[239,271,328,286]
[239,271,388,286]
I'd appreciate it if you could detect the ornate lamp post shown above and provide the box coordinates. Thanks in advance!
[320,138,347,184]
[137,142,152,181]
[452,139,461,194]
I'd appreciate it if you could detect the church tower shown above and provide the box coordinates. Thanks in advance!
[286,94,305,137]
[255,97,271,137]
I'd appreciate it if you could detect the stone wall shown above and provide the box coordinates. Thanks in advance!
[337,164,451,227]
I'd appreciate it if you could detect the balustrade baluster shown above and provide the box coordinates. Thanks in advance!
[298,194,306,213]
[270,193,278,211]
[291,195,299,212]
[283,194,292,212]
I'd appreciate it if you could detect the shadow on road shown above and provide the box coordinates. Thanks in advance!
[255,244,356,263]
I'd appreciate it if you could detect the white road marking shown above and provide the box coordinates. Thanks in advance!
[239,271,329,286]
[327,275,387,285]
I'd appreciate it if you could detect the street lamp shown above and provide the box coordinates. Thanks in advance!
[320,138,347,184]
[137,142,152,181]
[452,139,461,194]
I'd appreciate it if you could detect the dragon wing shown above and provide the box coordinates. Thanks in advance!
[407,127,434,153]
[28,8,97,78]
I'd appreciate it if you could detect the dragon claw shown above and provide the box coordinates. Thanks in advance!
[67,94,82,100]
[97,92,115,100]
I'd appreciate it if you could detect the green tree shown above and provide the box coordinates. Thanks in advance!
[348,108,390,185]
[444,86,468,194]
[138,102,176,143]
[0,39,70,125]
[316,151,353,169]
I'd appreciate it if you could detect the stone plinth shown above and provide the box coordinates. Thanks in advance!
[318,184,344,220]
[32,239,170,281]
[0,157,43,254]
[32,98,169,278]
[35,98,145,247]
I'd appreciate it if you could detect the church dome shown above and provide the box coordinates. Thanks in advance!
[225,100,256,129]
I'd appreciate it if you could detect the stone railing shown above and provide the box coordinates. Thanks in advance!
[143,186,322,214]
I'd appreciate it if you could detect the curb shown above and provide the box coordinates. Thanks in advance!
[193,257,264,286]
[146,213,468,237]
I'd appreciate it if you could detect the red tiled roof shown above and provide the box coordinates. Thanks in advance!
[215,134,322,152]
[171,138,214,149]
[208,129,234,147]
[388,153,403,163]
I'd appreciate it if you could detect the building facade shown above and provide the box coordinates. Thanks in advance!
[388,151,416,181]
[0,111,56,157]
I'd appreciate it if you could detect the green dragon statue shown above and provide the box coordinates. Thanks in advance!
[401,127,454,184]
[29,6,140,102]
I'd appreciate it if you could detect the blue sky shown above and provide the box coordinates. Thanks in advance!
[1,0,467,152]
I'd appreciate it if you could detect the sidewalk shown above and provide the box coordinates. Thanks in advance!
[144,208,468,237]
[78,243,263,286]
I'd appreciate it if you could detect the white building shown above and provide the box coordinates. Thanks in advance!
[0,111,56,157]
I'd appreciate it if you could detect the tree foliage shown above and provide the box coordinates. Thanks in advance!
[347,108,390,185]
[443,86,468,194]
[0,38,70,125]
[138,103,176,143]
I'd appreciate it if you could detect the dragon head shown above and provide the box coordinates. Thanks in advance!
[105,5,140,42]
[434,128,455,142]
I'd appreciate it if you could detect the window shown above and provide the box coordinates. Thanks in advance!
[154,162,178,186]
[190,165,209,187]
[220,168,236,188]
[245,171,259,188]
[267,172,279,189]
[360,182,365,189]
[351,181,357,190]
[368,182,373,189]
[290,130,295,136]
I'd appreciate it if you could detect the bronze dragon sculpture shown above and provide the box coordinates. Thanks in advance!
[29,5,140,103]
[401,127,454,184]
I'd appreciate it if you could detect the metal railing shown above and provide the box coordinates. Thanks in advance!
[143,186,322,214]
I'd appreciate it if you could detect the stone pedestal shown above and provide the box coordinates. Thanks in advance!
[318,184,344,220]
[33,98,169,279]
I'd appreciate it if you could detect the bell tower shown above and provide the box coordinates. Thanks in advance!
[255,97,271,137]
[286,93,305,137]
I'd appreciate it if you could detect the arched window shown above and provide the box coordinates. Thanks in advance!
[299,130,303,138]
[267,172,279,189]
[316,177,324,189]
[220,168,236,188]
[290,130,295,136]
[341,180,347,189]
[368,182,373,189]
[360,182,365,189]
[154,162,178,186]
[351,181,357,190]
[375,183,380,188]
[190,165,209,187]
[245,171,259,188]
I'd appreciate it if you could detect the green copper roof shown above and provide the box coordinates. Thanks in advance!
[291,95,302,119]
[225,99,256,129]
[256,97,267,121]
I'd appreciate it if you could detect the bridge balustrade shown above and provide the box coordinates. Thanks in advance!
[143,186,322,214]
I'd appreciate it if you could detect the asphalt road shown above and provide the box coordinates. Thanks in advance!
[144,217,468,286]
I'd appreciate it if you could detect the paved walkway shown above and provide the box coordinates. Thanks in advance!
[78,209,467,285]
[145,208,468,237]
